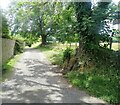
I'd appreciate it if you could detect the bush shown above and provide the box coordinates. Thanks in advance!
[25,39,32,47]
[50,52,63,66]
[26,42,32,47]
[14,39,24,55]
[2,35,11,39]
[63,47,73,62]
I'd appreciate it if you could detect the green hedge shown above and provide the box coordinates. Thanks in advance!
[14,40,24,55]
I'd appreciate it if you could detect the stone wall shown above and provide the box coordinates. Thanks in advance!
[0,38,2,67]
[0,38,15,65]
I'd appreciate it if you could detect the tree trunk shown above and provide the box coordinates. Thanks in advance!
[75,2,92,54]
[41,35,47,45]
[109,37,112,49]
[75,42,78,48]
[109,31,114,49]
[69,43,71,48]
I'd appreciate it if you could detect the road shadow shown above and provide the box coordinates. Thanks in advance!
[1,49,106,104]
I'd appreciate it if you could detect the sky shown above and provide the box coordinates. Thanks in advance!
[0,0,119,10]
[0,0,12,10]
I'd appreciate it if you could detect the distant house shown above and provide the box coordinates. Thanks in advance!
[112,11,120,30]
[113,19,120,30]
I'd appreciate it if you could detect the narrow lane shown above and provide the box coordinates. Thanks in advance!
[1,48,107,104]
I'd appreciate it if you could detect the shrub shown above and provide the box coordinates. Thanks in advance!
[63,47,73,62]
[50,52,63,66]
[14,39,24,55]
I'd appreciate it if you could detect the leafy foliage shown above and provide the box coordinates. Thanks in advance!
[66,69,119,103]
[1,54,20,82]
[74,1,116,52]
[14,39,24,55]
[53,3,79,44]
[8,2,58,45]
[1,9,10,39]
[4,1,119,104]
[63,47,73,62]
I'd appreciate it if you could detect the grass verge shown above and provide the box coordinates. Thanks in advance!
[36,43,73,66]
[65,68,119,104]
[1,54,21,82]
[36,42,119,104]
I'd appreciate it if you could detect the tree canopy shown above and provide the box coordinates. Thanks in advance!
[1,8,9,38]
[5,1,118,47]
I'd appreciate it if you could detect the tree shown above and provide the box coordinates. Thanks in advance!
[62,1,115,73]
[1,9,9,38]
[53,2,79,45]
[74,1,112,53]
[8,1,57,45]
[8,2,79,46]
[74,2,92,53]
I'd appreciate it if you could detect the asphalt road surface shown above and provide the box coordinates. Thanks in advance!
[1,48,108,104]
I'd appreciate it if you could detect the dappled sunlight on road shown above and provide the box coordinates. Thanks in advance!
[1,48,107,104]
